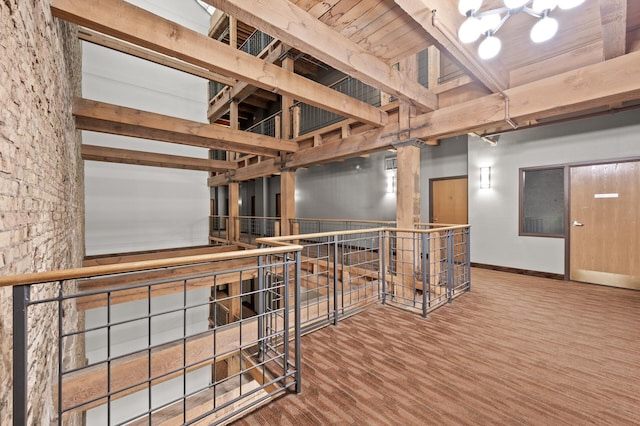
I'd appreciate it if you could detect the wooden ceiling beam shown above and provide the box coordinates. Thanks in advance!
[82,144,238,172]
[74,98,297,157]
[78,28,237,87]
[408,49,640,140]
[208,157,281,186]
[51,0,387,127]
[600,0,627,60]
[393,0,510,92]
[203,0,439,111]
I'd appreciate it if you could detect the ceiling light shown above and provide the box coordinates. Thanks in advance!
[459,17,483,43]
[478,35,501,59]
[458,0,483,15]
[457,0,584,59]
[531,0,557,12]
[504,0,528,9]
[530,16,558,43]
[557,0,585,9]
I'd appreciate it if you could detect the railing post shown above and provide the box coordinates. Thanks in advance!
[282,253,290,386]
[466,227,471,292]
[380,230,386,305]
[294,251,302,393]
[421,233,428,318]
[13,285,30,426]
[447,230,454,303]
[333,235,339,326]
[257,254,264,359]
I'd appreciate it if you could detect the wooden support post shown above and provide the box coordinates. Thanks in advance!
[281,55,294,140]
[396,54,421,300]
[292,105,301,138]
[427,46,441,91]
[274,115,281,139]
[280,170,295,236]
[228,99,239,161]
[229,16,237,49]
[228,182,239,242]
[274,220,281,237]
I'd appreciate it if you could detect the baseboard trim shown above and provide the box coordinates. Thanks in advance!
[471,263,565,281]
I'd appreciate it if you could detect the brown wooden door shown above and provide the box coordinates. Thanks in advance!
[431,177,468,224]
[569,161,640,289]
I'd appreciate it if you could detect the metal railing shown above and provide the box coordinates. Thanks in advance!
[292,76,381,135]
[239,30,274,57]
[291,218,396,235]
[4,224,470,425]
[3,246,302,425]
[210,215,229,241]
[245,111,281,137]
[236,216,281,245]
[258,225,471,331]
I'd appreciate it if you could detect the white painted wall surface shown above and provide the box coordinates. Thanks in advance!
[468,109,640,274]
[83,0,210,255]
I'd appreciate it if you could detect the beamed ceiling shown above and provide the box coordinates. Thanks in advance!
[50,0,640,181]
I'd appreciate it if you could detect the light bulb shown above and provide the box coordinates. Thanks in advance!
[530,16,558,42]
[458,17,482,43]
[531,0,557,12]
[478,35,501,59]
[503,0,529,9]
[458,0,483,15]
[557,0,585,9]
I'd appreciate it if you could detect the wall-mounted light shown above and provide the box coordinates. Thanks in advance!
[480,167,491,189]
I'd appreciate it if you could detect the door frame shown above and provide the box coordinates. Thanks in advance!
[565,156,640,280]
[428,175,468,224]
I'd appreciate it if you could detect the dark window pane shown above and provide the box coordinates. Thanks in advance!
[521,168,564,236]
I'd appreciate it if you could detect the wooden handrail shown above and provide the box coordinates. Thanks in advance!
[291,217,396,224]
[0,244,302,288]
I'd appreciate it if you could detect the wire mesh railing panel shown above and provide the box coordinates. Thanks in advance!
[246,111,281,137]
[237,217,280,245]
[293,76,381,135]
[10,248,301,425]
[239,30,274,57]
[210,215,229,241]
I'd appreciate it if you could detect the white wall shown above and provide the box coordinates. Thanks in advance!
[83,0,211,255]
[468,109,640,274]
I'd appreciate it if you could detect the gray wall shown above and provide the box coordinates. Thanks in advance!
[295,151,396,220]
[468,108,640,274]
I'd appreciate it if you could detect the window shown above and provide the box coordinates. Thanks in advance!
[520,167,565,237]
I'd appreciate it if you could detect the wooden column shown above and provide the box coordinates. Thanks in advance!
[395,55,421,300]
[229,16,238,49]
[280,170,295,236]
[226,180,241,376]
[281,55,294,140]
[228,181,239,242]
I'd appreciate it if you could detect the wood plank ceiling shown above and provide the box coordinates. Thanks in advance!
[51,0,640,176]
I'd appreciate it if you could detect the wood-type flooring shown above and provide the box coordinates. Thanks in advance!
[233,268,640,425]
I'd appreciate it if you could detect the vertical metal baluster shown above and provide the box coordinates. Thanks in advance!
[58,282,64,426]
[282,254,290,385]
[447,230,454,303]
[257,255,264,359]
[421,233,428,318]
[333,235,339,326]
[13,285,30,426]
[381,230,386,305]
[294,251,302,393]
[466,227,472,292]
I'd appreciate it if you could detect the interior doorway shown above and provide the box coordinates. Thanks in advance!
[569,161,639,289]
[430,176,468,224]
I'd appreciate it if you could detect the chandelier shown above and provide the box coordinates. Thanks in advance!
[457,0,586,60]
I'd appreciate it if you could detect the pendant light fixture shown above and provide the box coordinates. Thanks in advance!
[457,0,586,59]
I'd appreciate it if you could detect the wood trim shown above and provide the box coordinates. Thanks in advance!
[471,263,564,281]
[82,245,239,267]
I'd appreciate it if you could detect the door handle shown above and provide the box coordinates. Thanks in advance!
[572,220,584,227]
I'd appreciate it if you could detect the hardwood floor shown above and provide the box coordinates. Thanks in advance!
[233,268,640,425]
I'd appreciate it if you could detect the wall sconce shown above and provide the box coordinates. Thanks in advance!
[480,167,491,189]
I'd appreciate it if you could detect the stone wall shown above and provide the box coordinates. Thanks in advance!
[0,0,83,424]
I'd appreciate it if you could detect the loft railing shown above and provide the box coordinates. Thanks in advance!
[291,218,396,235]
[210,214,229,241]
[245,111,281,138]
[239,30,274,57]
[258,225,471,331]
[2,245,302,425]
[291,76,381,136]
[236,216,281,245]
[3,224,470,424]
